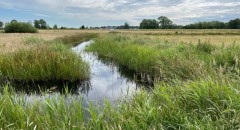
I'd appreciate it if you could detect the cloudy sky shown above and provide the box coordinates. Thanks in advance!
[0,0,239,27]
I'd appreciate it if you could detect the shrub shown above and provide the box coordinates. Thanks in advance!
[4,22,38,33]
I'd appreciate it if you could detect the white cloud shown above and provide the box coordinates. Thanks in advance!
[0,0,240,26]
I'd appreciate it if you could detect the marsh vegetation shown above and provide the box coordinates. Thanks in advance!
[0,30,240,129]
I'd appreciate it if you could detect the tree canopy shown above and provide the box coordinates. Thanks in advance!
[34,19,48,29]
[139,16,240,29]
[158,16,173,29]
[0,21,3,28]
[4,21,37,33]
[140,19,159,29]
[53,24,58,29]
[184,21,226,29]
[229,18,240,29]
[124,22,130,29]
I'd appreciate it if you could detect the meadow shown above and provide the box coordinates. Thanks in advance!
[1,29,240,129]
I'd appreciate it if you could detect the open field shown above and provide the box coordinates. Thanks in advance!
[1,29,240,129]
[1,29,240,54]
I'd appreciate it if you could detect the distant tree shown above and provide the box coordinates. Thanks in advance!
[184,21,226,29]
[140,19,159,29]
[34,20,40,29]
[158,16,173,29]
[80,25,85,29]
[53,24,58,29]
[124,22,130,29]
[0,21,3,28]
[229,18,240,29]
[60,26,67,29]
[39,19,47,29]
[11,19,18,23]
[5,21,37,33]
[34,19,47,29]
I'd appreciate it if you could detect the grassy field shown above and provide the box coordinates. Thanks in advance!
[0,33,97,83]
[1,29,240,54]
[1,29,240,129]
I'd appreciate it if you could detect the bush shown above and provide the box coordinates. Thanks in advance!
[4,22,38,33]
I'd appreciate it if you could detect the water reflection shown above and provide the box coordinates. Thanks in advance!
[72,41,138,103]
[3,41,153,105]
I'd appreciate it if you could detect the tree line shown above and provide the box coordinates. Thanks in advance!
[139,16,240,29]
[1,17,240,31]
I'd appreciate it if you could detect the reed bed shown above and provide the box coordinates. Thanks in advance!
[86,34,240,82]
[1,79,240,129]
[0,34,94,82]
[1,31,240,129]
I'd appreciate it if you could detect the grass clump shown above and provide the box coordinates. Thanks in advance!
[55,33,97,47]
[106,80,240,129]
[87,34,208,81]
[0,86,86,129]
[4,22,38,33]
[0,42,89,82]
[195,41,216,54]
[1,79,240,129]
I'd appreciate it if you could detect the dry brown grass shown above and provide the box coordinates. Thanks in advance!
[0,29,240,54]
[118,29,240,45]
[0,30,108,53]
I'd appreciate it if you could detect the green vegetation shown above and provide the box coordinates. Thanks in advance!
[139,16,240,29]
[0,34,96,82]
[1,79,240,129]
[0,41,89,82]
[86,35,211,81]
[54,33,97,47]
[140,19,159,29]
[158,16,173,29]
[34,19,48,29]
[1,31,240,129]
[53,24,58,29]
[4,21,38,33]
[0,21,3,28]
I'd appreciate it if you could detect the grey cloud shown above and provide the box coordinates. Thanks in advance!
[0,0,240,26]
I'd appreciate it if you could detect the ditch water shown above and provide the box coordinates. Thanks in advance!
[72,40,139,104]
[15,40,152,106]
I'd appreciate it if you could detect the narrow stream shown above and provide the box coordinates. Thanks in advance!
[72,40,138,104]
[16,41,143,106]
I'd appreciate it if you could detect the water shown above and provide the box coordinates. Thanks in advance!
[72,40,138,104]
[12,41,147,106]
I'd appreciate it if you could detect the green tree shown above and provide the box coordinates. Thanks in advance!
[158,16,173,29]
[39,19,47,29]
[229,18,240,29]
[34,19,47,29]
[53,24,58,29]
[34,20,40,29]
[0,21,3,28]
[184,21,226,29]
[140,19,159,29]
[11,19,18,23]
[124,22,130,29]
[5,22,37,33]
[80,25,85,29]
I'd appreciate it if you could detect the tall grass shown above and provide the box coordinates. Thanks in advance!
[54,33,98,47]
[1,79,240,129]
[87,34,240,82]
[1,32,240,129]
[0,41,89,82]
[86,34,208,81]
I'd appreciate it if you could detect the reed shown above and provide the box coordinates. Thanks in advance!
[1,79,240,129]
[86,34,209,81]
[0,41,90,82]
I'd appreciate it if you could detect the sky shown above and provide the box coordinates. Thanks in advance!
[0,0,240,28]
